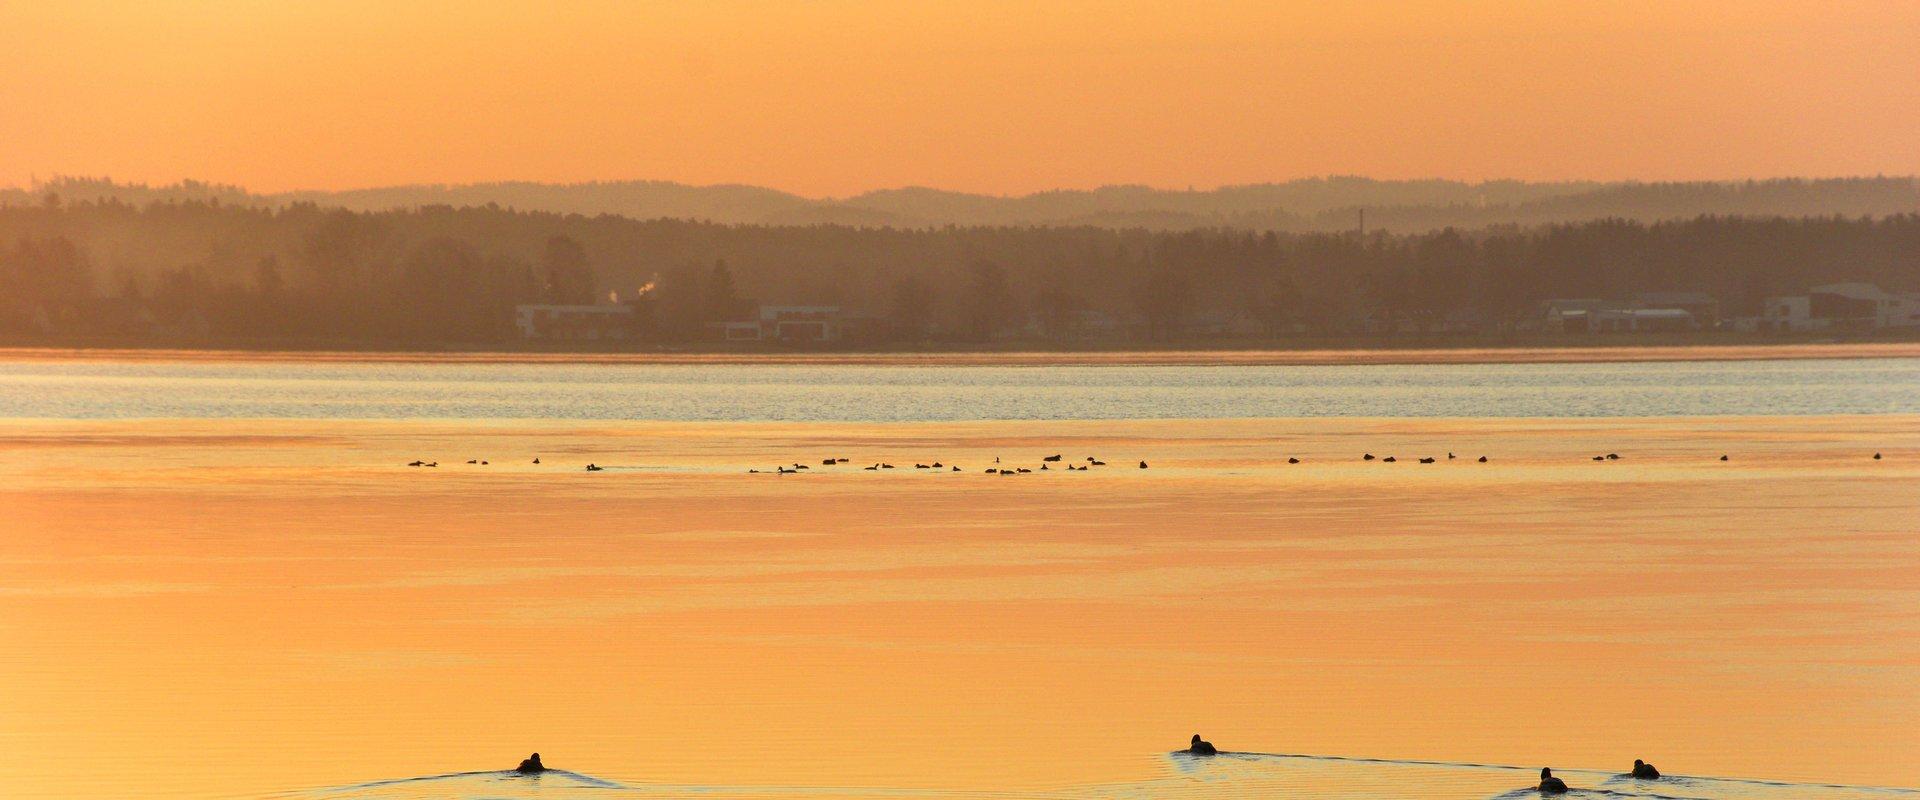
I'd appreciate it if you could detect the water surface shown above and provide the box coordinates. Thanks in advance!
[3,357,1917,419]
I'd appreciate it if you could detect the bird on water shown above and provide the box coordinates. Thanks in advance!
[1186,734,1217,756]
[1538,767,1568,793]
[1631,759,1661,779]
[516,752,546,774]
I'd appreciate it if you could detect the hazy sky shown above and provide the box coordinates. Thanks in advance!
[3,1,1918,196]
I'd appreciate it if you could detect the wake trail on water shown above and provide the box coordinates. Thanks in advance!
[282,755,1917,800]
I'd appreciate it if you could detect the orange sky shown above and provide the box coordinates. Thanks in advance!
[2,1,1918,197]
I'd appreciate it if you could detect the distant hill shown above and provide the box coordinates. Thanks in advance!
[7,175,1917,233]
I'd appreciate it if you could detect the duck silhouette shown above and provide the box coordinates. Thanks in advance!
[1139,461,1149,469]
[1537,767,1568,793]
[1186,734,1217,756]
[1287,457,1299,464]
[1631,759,1661,779]
[1477,456,1488,463]
[516,752,546,774]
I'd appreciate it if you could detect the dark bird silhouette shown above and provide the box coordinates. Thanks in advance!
[915,464,929,469]
[1288,457,1299,464]
[822,459,836,466]
[584,463,602,472]
[882,463,896,469]
[1091,459,1106,466]
[1719,455,1729,461]
[1607,453,1620,460]
[985,468,998,474]
[1874,452,1882,460]
[466,459,477,464]
[1040,464,1049,470]
[516,753,546,774]
[1086,456,1097,462]
[1363,453,1376,461]
[1418,457,1435,464]
[481,460,488,465]
[1043,454,1063,462]
[865,464,880,471]
[1631,759,1661,779]
[1448,452,1456,459]
[933,462,943,468]
[1382,456,1396,463]
[1477,456,1488,463]
[1538,767,1568,793]
[533,457,540,464]
[1139,461,1149,469]
[1017,468,1032,473]
[1186,734,1217,756]
[952,466,961,472]
[1592,455,1606,461]
[408,460,424,467]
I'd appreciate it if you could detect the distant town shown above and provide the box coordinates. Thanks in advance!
[513,282,1920,346]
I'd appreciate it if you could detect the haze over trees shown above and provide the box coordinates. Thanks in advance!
[2,193,1915,347]
[7,175,1918,234]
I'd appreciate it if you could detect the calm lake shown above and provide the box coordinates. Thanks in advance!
[3,355,1917,800]
[3,356,1919,419]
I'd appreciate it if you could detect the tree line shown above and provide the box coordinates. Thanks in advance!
[1,196,1916,346]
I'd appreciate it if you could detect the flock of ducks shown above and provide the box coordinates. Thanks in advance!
[747,454,1144,475]
[514,744,1665,792]
[1181,736,1663,793]
[407,451,1891,473]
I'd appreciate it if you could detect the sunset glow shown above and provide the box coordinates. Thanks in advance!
[5,1,1919,195]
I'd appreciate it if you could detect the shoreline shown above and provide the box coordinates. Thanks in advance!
[3,341,1918,367]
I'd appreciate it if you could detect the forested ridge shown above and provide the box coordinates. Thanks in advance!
[2,193,1916,346]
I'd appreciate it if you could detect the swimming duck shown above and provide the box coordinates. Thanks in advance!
[1538,767,1567,793]
[1287,457,1299,464]
[1186,734,1217,756]
[1719,455,1729,461]
[516,752,546,774]
[1044,454,1063,462]
[1363,453,1376,461]
[1139,461,1149,469]
[1631,759,1660,779]
[533,457,540,464]
[584,463,602,471]
[1477,456,1488,463]
[1418,457,1435,464]
[1382,456,1396,463]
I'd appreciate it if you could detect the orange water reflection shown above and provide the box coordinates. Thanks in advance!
[1,417,1915,798]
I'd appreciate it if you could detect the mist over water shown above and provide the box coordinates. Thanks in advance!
[4,357,1918,420]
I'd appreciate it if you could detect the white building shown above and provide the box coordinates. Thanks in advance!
[708,305,844,342]
[1744,284,1920,332]
[514,304,634,340]
[1808,283,1920,328]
